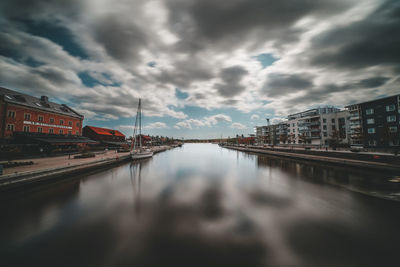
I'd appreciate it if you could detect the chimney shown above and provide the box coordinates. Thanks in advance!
[41,96,48,102]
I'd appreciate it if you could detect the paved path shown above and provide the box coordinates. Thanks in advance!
[2,150,130,176]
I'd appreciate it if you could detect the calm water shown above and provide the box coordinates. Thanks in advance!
[1,144,400,267]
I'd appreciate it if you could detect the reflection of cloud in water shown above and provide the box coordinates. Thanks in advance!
[2,144,400,267]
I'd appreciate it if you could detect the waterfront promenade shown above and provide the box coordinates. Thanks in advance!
[0,145,176,189]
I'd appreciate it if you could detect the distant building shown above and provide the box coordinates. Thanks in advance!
[82,126,126,145]
[1,87,84,142]
[346,95,400,148]
[286,107,350,146]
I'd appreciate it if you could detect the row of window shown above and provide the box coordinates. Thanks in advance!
[365,104,397,115]
[7,110,80,127]
[366,116,397,124]
[367,126,398,134]
[7,124,79,135]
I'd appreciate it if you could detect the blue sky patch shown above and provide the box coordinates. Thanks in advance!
[254,53,278,69]
[21,19,89,59]
[147,61,157,68]
[175,88,189,99]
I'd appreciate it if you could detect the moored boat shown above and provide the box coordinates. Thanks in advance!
[130,98,153,160]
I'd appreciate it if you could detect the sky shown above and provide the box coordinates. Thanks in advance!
[0,0,399,138]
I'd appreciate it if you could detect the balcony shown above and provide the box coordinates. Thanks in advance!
[349,116,360,121]
[309,121,320,126]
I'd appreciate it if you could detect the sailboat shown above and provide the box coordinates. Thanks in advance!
[131,98,153,160]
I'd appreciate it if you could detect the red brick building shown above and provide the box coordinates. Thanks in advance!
[82,126,126,143]
[1,87,84,142]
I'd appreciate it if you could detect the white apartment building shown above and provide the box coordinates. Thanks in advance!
[287,107,350,146]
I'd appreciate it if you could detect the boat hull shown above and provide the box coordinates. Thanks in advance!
[131,151,153,160]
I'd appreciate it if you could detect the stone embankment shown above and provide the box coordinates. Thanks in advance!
[0,145,180,190]
[223,145,400,173]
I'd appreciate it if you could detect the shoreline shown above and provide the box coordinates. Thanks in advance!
[222,145,400,173]
[0,145,179,190]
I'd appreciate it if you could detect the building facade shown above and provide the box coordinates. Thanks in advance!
[286,107,350,146]
[1,87,83,141]
[347,95,400,148]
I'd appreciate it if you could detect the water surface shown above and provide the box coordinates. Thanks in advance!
[1,144,400,267]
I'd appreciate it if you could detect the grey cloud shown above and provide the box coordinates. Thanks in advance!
[285,75,391,107]
[166,0,352,52]
[155,59,214,88]
[310,0,400,70]
[263,73,313,97]
[358,76,390,88]
[215,66,248,97]
[94,16,148,63]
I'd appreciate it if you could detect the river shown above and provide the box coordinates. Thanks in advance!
[1,144,400,267]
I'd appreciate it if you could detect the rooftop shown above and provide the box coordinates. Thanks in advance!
[0,87,83,119]
[84,126,125,137]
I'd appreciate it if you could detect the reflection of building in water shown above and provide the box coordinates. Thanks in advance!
[256,155,398,191]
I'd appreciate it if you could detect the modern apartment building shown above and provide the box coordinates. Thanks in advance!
[286,107,350,146]
[346,95,400,148]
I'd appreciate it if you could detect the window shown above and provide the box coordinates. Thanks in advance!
[37,127,43,133]
[7,124,14,131]
[49,128,54,134]
[68,121,72,126]
[59,129,64,134]
[8,110,15,118]
[292,123,295,127]
[38,115,44,122]
[323,132,327,137]
[323,118,327,123]
[60,119,64,125]
[68,130,72,135]
[24,113,31,120]
[366,108,374,115]
[23,126,30,132]
[386,104,395,112]
[331,118,335,123]
[367,118,375,124]
[387,115,396,122]
[323,125,327,130]
[75,131,79,135]
[368,128,376,134]
[50,118,54,124]
[332,125,336,130]
[389,126,397,133]
[76,122,80,127]
[368,140,377,146]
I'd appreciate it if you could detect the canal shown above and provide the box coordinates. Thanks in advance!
[1,144,400,267]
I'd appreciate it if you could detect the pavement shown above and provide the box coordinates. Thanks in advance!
[2,150,130,176]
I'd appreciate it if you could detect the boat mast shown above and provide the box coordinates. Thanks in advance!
[139,98,142,151]
[131,98,140,152]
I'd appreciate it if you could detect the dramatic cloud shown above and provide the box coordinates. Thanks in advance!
[0,0,398,137]
[310,0,400,70]
[215,66,248,97]
[263,73,314,97]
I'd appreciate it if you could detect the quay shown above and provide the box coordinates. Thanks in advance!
[0,145,179,190]
[223,145,400,172]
